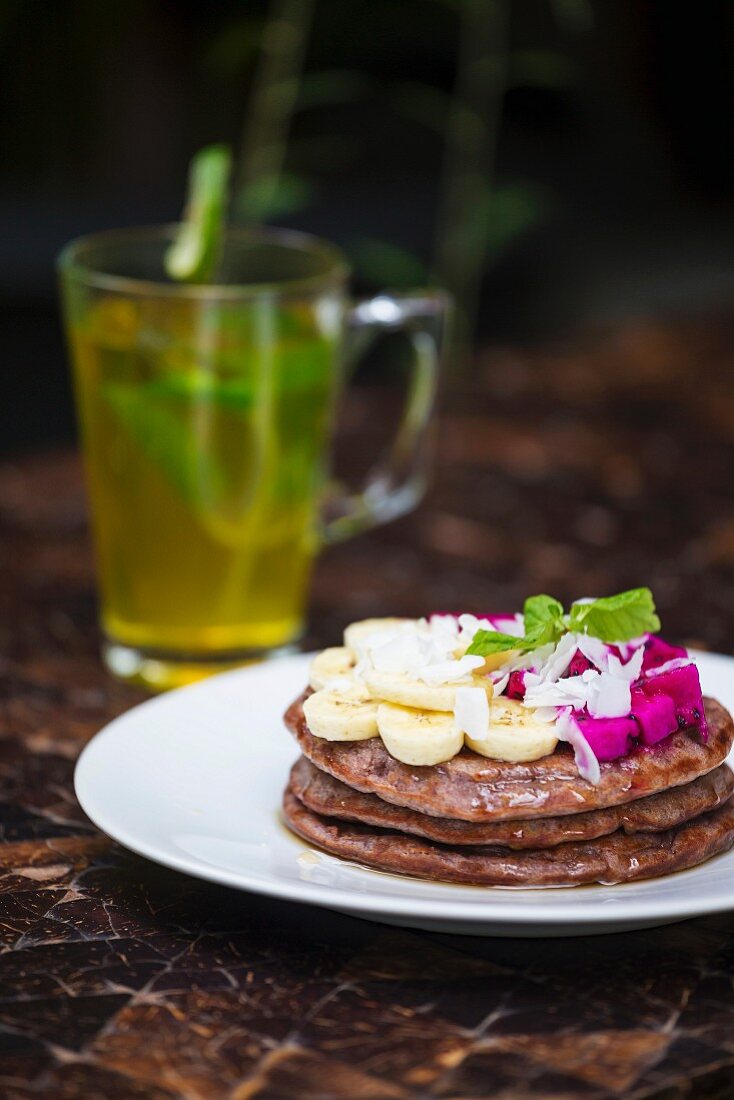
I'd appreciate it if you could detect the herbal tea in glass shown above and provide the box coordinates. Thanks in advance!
[59,226,446,690]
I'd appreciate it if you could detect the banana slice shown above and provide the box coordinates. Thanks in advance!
[303,690,378,741]
[332,679,373,702]
[481,650,520,673]
[465,698,558,762]
[363,670,492,713]
[377,703,464,766]
[309,646,355,691]
[344,618,409,656]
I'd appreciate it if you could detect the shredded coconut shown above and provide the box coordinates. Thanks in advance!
[555,708,601,785]
[454,686,490,739]
[418,656,485,684]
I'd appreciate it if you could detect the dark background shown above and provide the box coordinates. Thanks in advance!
[3,0,734,454]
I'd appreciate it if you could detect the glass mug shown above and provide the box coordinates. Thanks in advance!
[58,226,448,690]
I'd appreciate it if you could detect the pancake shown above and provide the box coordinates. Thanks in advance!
[290,756,734,849]
[285,693,734,822]
[283,785,734,887]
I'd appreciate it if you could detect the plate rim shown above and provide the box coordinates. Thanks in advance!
[74,649,734,928]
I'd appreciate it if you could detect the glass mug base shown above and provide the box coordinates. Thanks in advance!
[103,638,301,692]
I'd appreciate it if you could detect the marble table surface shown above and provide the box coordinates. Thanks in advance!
[3,315,734,1098]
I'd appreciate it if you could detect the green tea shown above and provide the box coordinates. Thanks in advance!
[69,295,338,675]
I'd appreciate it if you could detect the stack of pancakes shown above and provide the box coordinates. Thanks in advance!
[283,693,734,886]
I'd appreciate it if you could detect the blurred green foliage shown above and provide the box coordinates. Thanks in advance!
[206,0,590,369]
[0,0,590,370]
[236,171,315,222]
[347,238,430,287]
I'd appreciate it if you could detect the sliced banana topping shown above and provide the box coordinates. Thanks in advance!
[363,670,492,713]
[303,618,561,765]
[481,650,520,673]
[332,679,374,702]
[377,703,464,766]
[302,691,379,741]
[309,646,355,691]
[465,698,558,762]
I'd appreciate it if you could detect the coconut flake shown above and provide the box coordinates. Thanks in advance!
[454,686,490,739]
[428,614,459,634]
[488,613,526,637]
[324,676,359,694]
[491,672,510,696]
[419,655,485,684]
[533,706,560,724]
[370,632,426,674]
[555,708,601,785]
[615,635,649,660]
[587,672,631,718]
[576,634,609,670]
[523,670,598,710]
[536,632,579,682]
[506,642,556,673]
[644,656,694,678]
[524,664,632,719]
[606,646,644,683]
[427,615,462,653]
[349,622,410,660]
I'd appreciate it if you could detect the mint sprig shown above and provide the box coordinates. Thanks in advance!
[465,630,529,656]
[523,594,564,644]
[466,587,659,658]
[567,587,660,642]
[165,144,232,283]
[467,593,565,657]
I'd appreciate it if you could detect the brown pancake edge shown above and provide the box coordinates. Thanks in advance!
[290,756,734,849]
[282,785,734,887]
[284,693,734,822]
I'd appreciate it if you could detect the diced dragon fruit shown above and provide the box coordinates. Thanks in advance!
[630,687,677,746]
[642,661,707,738]
[642,635,688,672]
[563,650,595,678]
[505,670,527,699]
[571,713,638,761]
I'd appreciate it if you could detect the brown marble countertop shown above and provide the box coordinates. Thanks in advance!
[3,316,734,1099]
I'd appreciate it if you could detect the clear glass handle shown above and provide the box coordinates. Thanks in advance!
[322,290,449,544]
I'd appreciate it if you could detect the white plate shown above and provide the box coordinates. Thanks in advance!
[75,650,734,938]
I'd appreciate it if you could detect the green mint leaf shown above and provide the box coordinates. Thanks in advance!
[466,631,525,657]
[467,596,565,658]
[522,594,566,650]
[466,587,661,661]
[524,620,563,650]
[568,587,660,642]
[165,144,232,283]
[523,594,563,636]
